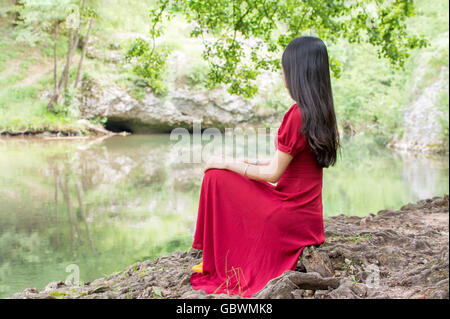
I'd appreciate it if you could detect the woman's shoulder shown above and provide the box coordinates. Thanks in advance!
[282,103,302,126]
[277,103,306,156]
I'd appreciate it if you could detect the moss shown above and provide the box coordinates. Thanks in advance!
[129,87,146,102]
[48,291,70,297]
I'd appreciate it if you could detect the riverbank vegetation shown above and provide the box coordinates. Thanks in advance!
[0,133,448,297]
[0,0,448,151]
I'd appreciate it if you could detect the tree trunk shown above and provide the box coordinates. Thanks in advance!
[72,0,87,54]
[74,18,94,89]
[47,0,86,111]
[53,21,59,93]
[47,21,60,113]
[63,27,74,93]
[12,0,24,26]
[58,176,75,256]
[54,171,61,246]
[48,26,75,111]
[59,0,85,88]
[75,180,96,255]
[71,27,82,61]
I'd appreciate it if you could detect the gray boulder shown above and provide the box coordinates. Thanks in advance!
[78,77,258,133]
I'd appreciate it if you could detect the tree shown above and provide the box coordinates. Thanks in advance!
[12,0,24,26]
[129,0,428,98]
[74,7,98,89]
[13,0,77,110]
[50,1,99,109]
[12,0,97,111]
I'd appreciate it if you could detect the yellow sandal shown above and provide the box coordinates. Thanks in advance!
[192,262,203,273]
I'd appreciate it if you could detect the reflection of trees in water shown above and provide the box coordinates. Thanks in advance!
[46,136,201,247]
[72,138,171,190]
[0,136,202,297]
[394,150,449,200]
[50,160,96,258]
[71,137,203,214]
[5,135,448,298]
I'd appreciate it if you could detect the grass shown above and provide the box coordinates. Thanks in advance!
[0,17,85,134]
[0,0,448,145]
[0,78,83,134]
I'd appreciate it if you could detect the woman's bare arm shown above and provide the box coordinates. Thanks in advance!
[240,158,271,166]
[204,150,293,183]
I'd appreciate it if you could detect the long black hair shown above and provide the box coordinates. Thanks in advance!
[282,36,340,168]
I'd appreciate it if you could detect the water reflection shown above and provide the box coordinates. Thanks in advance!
[394,150,449,199]
[0,134,448,298]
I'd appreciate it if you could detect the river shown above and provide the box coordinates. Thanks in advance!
[0,133,448,298]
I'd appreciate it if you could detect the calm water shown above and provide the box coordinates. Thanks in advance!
[0,134,448,298]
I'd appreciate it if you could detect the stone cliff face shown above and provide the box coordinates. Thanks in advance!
[78,77,263,133]
[390,49,449,154]
[77,39,283,133]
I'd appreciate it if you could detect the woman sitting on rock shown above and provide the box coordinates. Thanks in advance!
[190,35,341,297]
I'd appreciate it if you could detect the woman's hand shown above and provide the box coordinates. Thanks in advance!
[203,155,230,173]
[219,150,293,183]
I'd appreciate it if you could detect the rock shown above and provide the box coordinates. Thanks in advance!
[300,246,334,278]
[86,38,122,63]
[88,285,110,295]
[181,291,204,299]
[317,279,363,299]
[390,59,448,154]
[429,290,449,299]
[78,78,261,133]
[253,271,340,299]
[252,274,298,299]
[43,281,66,293]
[359,215,373,227]
[291,289,305,299]
[414,239,431,250]
[401,203,416,211]
[432,198,447,207]
[23,288,38,294]
[288,272,340,290]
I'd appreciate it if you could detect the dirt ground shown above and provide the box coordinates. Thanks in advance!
[11,195,449,299]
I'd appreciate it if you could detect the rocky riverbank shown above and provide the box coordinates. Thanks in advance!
[0,119,127,138]
[77,77,279,133]
[11,195,449,299]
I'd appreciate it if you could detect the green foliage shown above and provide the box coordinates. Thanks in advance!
[185,64,209,88]
[0,40,81,134]
[133,0,428,97]
[89,116,108,125]
[129,86,146,101]
[125,38,170,94]
[48,291,71,297]
[0,0,446,143]
[13,0,76,46]
[326,0,448,146]
[92,0,157,33]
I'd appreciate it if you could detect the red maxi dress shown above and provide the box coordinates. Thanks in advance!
[190,103,325,297]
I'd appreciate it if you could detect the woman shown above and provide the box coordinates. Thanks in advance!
[190,36,340,297]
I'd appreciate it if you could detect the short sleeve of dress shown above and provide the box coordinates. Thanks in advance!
[276,104,307,157]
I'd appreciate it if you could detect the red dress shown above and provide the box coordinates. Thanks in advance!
[190,103,325,297]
